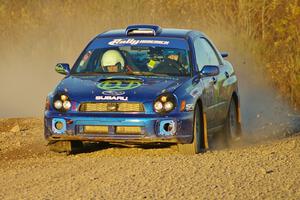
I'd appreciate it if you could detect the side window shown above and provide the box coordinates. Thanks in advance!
[193,37,209,71]
[200,38,220,66]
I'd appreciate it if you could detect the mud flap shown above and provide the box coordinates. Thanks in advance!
[203,113,209,149]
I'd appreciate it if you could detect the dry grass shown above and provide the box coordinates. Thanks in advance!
[0,0,299,113]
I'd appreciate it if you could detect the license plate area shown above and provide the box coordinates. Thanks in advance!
[79,125,143,135]
[83,125,109,134]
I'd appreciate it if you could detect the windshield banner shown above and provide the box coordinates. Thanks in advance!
[88,37,189,50]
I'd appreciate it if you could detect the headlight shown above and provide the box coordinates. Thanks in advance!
[164,101,174,111]
[161,96,167,102]
[153,93,176,114]
[54,100,63,109]
[61,95,68,101]
[63,100,71,110]
[53,94,71,112]
[154,101,163,111]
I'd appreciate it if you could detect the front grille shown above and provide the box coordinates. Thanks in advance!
[79,102,144,113]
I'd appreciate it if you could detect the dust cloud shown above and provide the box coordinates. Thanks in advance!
[0,1,298,136]
[208,30,298,137]
[229,49,297,137]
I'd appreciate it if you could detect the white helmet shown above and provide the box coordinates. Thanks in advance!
[101,50,125,68]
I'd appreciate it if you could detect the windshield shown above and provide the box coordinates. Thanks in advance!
[71,37,191,76]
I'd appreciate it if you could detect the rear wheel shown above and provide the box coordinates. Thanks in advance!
[48,140,83,153]
[225,99,242,145]
[177,104,208,154]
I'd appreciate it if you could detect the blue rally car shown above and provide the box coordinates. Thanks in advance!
[44,25,242,154]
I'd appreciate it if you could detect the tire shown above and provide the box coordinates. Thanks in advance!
[48,140,83,153]
[224,98,242,146]
[177,104,208,154]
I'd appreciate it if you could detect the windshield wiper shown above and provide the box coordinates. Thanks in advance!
[125,71,169,76]
[71,72,102,75]
[71,72,125,76]
[71,71,169,77]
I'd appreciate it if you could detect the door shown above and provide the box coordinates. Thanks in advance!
[193,37,219,129]
[199,38,230,126]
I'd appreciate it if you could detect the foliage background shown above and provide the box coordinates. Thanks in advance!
[0,0,299,117]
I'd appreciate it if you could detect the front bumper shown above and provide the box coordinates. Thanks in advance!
[44,111,194,144]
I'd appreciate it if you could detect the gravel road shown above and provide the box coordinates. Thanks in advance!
[0,118,299,200]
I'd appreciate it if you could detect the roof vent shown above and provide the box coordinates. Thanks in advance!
[126,24,162,36]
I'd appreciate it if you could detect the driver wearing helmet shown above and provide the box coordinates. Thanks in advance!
[167,53,179,62]
[101,50,125,72]
[151,52,184,75]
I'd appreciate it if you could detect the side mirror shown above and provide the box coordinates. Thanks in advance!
[221,52,229,58]
[55,63,70,75]
[200,65,220,77]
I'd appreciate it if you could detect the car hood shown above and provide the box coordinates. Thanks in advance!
[55,75,189,102]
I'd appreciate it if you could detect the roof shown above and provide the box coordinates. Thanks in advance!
[96,25,204,39]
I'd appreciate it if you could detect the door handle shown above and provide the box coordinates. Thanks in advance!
[212,77,217,84]
[225,71,230,78]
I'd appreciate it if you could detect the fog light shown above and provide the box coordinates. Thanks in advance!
[55,121,64,130]
[52,118,66,134]
[158,120,176,136]
[163,123,174,132]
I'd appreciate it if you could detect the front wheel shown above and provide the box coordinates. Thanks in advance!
[177,104,208,154]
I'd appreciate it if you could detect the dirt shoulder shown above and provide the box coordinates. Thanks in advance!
[0,118,299,199]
